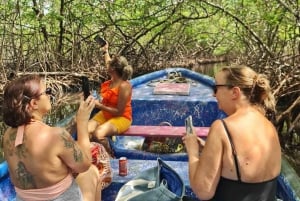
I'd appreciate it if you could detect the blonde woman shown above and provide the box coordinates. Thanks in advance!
[183,65,281,201]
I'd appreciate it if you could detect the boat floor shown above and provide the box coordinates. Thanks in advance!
[102,159,199,201]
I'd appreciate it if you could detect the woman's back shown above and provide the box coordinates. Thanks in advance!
[4,122,71,189]
[184,65,281,201]
[213,108,281,201]
[220,108,281,182]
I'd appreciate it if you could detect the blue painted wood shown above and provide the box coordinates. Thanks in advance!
[111,67,225,161]
[102,159,199,201]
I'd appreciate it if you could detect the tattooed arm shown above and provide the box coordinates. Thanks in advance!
[56,128,91,173]
[57,96,95,173]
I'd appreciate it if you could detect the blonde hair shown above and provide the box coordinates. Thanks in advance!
[221,65,276,116]
[109,55,133,80]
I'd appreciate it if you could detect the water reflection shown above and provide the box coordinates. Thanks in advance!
[193,62,228,77]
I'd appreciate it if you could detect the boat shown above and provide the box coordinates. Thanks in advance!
[0,67,299,201]
[110,67,225,161]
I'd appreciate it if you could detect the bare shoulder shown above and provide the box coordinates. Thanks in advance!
[49,126,72,141]
[207,119,227,140]
[202,119,228,152]
[37,126,72,144]
[119,80,132,89]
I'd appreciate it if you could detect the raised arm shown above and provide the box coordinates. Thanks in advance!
[58,95,95,173]
[102,43,111,68]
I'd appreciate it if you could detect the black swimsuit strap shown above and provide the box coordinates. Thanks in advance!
[221,119,241,181]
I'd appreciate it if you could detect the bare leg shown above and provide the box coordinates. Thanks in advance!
[88,119,100,138]
[95,181,102,201]
[76,165,100,201]
[92,122,117,157]
[93,121,118,139]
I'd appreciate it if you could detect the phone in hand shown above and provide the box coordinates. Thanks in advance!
[81,76,90,100]
[94,35,107,47]
[185,115,193,135]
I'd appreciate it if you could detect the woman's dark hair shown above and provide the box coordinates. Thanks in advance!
[221,65,276,118]
[2,74,42,128]
[109,55,133,80]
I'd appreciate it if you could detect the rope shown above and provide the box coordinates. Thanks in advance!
[147,71,192,86]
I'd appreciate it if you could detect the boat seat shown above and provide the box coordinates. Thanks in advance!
[123,125,209,137]
[102,159,200,201]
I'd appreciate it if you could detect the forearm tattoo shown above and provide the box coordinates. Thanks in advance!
[15,161,36,189]
[60,130,83,162]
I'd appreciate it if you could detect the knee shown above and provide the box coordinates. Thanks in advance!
[94,123,117,137]
[88,120,98,134]
[94,126,105,138]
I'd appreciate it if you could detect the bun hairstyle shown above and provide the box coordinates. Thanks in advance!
[3,74,42,127]
[109,55,133,80]
[222,65,276,118]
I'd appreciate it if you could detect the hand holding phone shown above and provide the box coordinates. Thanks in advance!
[81,76,90,100]
[94,35,107,47]
[185,115,193,135]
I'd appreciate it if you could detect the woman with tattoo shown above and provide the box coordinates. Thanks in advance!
[2,74,102,201]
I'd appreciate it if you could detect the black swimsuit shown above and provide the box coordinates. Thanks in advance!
[211,119,277,201]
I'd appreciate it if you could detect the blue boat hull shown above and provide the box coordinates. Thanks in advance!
[0,68,299,201]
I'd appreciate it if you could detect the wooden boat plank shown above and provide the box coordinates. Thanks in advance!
[123,125,209,137]
[153,83,191,95]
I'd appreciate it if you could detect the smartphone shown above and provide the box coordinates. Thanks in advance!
[81,76,90,100]
[185,115,193,135]
[94,35,107,47]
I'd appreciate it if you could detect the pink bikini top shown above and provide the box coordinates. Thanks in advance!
[14,121,74,200]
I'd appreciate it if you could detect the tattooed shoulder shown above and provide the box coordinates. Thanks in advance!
[59,129,83,162]
[4,130,27,159]
[60,129,75,148]
[3,130,16,157]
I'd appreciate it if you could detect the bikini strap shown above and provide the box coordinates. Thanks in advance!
[220,119,241,181]
[15,120,44,147]
[15,125,25,147]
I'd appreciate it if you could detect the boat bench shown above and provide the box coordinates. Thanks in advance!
[102,159,200,201]
[123,125,209,137]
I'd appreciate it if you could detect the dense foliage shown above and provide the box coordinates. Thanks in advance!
[0,0,299,160]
